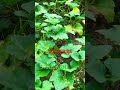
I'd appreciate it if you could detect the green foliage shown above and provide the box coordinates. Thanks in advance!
[86,0,120,89]
[96,25,120,45]
[86,0,115,22]
[0,0,34,89]
[35,0,85,90]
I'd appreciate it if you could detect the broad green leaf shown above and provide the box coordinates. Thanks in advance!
[6,35,34,60]
[86,60,107,83]
[60,63,69,71]
[35,5,47,16]
[0,67,34,90]
[36,40,55,52]
[97,25,120,45]
[93,0,115,22]
[66,0,79,8]
[72,7,80,13]
[71,52,80,61]
[35,78,41,90]
[36,54,56,68]
[104,58,120,82]
[86,80,105,90]
[86,10,96,21]
[48,32,68,40]
[36,69,50,78]
[50,70,68,90]
[44,14,63,24]
[14,10,27,17]
[75,36,85,45]
[60,61,79,72]
[70,60,79,70]
[58,33,68,39]
[60,43,82,52]
[86,45,112,59]
[61,53,70,58]
[21,1,34,13]
[41,80,53,90]
[50,2,56,6]
[66,72,74,86]
[65,25,75,35]
[73,23,83,36]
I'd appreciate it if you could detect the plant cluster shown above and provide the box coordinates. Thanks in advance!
[0,0,34,89]
[35,0,85,90]
[86,0,120,89]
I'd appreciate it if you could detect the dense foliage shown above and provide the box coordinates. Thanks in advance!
[35,0,85,90]
[0,0,34,89]
[86,0,120,90]
[1,0,120,90]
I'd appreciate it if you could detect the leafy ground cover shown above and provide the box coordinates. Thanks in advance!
[86,0,120,90]
[2,0,120,90]
[0,0,34,89]
[35,0,85,90]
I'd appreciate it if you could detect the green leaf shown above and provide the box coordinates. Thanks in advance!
[60,43,82,52]
[65,25,75,35]
[0,67,34,90]
[41,80,53,90]
[86,11,96,21]
[79,50,85,61]
[86,80,106,90]
[97,25,120,45]
[71,52,80,61]
[35,69,50,78]
[36,54,56,68]
[75,36,85,45]
[70,60,79,70]
[50,2,56,6]
[14,10,27,17]
[35,5,47,16]
[0,41,9,63]
[44,14,63,24]
[104,58,120,82]
[60,44,82,59]
[86,45,112,59]
[86,60,107,83]
[35,78,41,90]
[6,35,34,60]
[61,53,70,58]
[66,1,79,8]
[50,70,68,90]
[21,1,34,13]
[48,32,68,40]
[66,72,74,86]
[73,23,83,36]
[93,0,115,22]
[60,61,79,72]
[60,63,69,71]
[36,40,55,52]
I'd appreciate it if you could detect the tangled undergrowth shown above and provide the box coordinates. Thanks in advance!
[35,0,85,90]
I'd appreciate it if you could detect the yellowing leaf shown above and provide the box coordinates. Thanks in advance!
[73,23,83,36]
[71,7,80,13]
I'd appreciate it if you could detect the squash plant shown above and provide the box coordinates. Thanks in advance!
[86,0,120,89]
[0,0,34,89]
[35,0,85,90]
